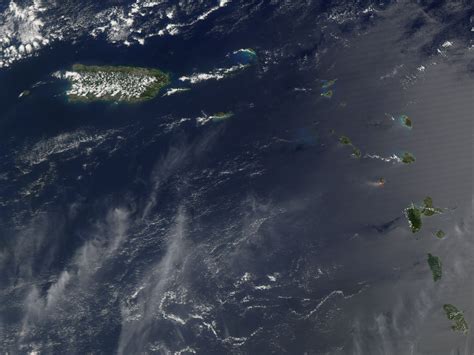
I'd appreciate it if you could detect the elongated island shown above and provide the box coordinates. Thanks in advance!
[427,253,442,282]
[55,64,170,103]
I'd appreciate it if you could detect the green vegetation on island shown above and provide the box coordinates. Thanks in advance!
[401,152,416,164]
[421,196,443,216]
[320,79,336,98]
[427,253,442,282]
[405,204,422,233]
[352,147,362,159]
[435,230,446,239]
[60,64,170,103]
[443,304,469,334]
[211,112,234,122]
[321,90,334,99]
[400,114,412,129]
[404,197,443,233]
[339,136,352,145]
[338,135,362,159]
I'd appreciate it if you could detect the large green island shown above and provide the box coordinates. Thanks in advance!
[404,196,443,233]
[443,304,469,334]
[57,64,170,103]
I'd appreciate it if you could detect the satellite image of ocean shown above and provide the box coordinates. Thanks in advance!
[0,0,473,354]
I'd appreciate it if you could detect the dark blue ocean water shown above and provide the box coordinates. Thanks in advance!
[0,1,473,353]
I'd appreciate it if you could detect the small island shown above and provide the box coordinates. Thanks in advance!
[339,136,352,145]
[427,253,442,282]
[320,79,336,99]
[196,111,234,126]
[321,79,337,89]
[232,48,258,64]
[400,114,412,129]
[435,230,446,239]
[321,90,334,99]
[338,135,362,159]
[210,112,234,123]
[352,148,361,159]
[18,89,30,98]
[401,152,416,164]
[443,304,469,334]
[55,64,170,103]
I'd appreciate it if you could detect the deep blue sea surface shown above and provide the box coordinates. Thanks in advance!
[0,1,473,353]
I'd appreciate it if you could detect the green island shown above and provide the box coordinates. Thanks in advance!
[338,135,362,159]
[321,90,334,99]
[339,136,352,145]
[421,196,443,216]
[435,230,446,239]
[427,253,442,281]
[401,152,416,164]
[404,197,443,233]
[400,114,412,128]
[320,79,336,99]
[443,304,469,334]
[58,64,170,103]
[352,147,362,159]
[405,204,422,233]
[210,112,234,123]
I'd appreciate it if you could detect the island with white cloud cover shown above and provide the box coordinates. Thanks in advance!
[54,64,170,103]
